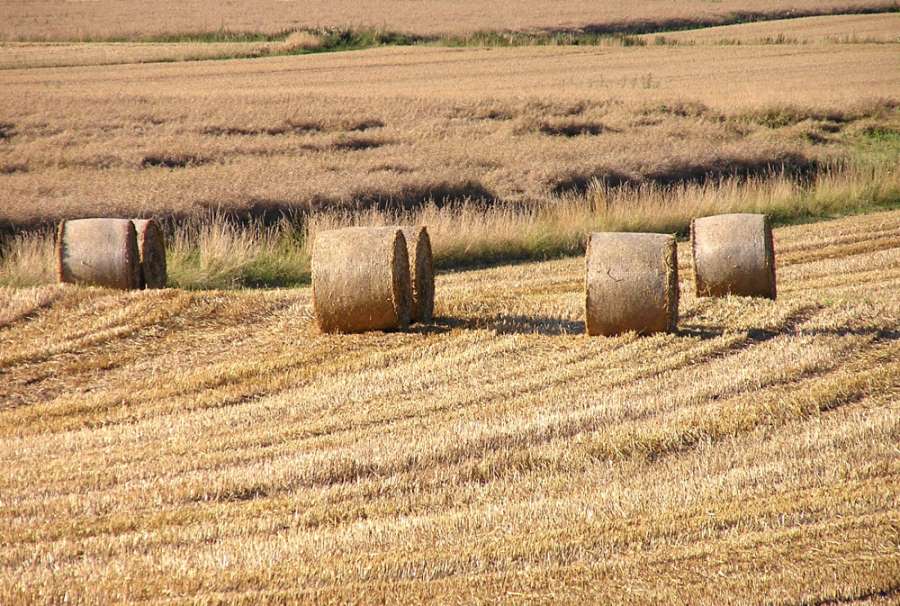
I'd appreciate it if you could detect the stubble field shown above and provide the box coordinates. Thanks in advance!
[2,210,899,603]
[1,6,900,604]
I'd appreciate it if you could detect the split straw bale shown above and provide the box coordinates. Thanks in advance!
[312,227,412,333]
[56,218,142,289]
[132,219,167,289]
[691,213,776,299]
[399,226,434,323]
[585,232,678,336]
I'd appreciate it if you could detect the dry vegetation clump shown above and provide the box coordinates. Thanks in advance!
[163,213,309,289]
[0,230,55,287]
[280,31,324,53]
[1,211,898,602]
[692,213,777,298]
[585,232,678,336]
[1,160,897,290]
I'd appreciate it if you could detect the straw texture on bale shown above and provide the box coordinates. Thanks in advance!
[56,218,142,290]
[691,213,776,299]
[399,226,435,323]
[312,227,412,334]
[585,232,678,337]
[132,219,167,289]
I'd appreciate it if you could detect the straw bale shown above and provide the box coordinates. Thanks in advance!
[56,218,141,290]
[313,227,412,333]
[585,232,678,336]
[132,219,167,289]
[691,213,776,299]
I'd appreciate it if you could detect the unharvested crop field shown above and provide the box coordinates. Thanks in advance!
[0,40,281,70]
[1,211,899,603]
[2,27,898,232]
[2,0,897,41]
[642,12,900,43]
[0,13,896,70]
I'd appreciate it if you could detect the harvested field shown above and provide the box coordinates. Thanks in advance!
[0,41,279,70]
[0,0,896,41]
[1,210,899,603]
[644,12,900,44]
[1,40,898,231]
[1,14,896,71]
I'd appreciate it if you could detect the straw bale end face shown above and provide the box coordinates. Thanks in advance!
[691,213,776,299]
[312,227,412,334]
[400,226,435,323]
[132,219,167,289]
[585,232,678,337]
[57,218,142,290]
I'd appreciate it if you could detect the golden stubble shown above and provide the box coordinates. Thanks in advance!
[0,211,898,603]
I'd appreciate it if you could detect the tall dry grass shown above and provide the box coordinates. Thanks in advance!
[3,162,896,289]
[0,231,56,287]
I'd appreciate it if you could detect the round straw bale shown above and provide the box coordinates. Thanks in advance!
[56,218,142,290]
[691,213,776,299]
[132,219,167,289]
[312,227,412,333]
[400,226,434,323]
[585,232,678,336]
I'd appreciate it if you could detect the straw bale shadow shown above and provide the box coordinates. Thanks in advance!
[0,162,28,175]
[421,315,584,336]
[677,303,832,343]
[331,136,388,152]
[343,118,385,132]
[200,121,322,137]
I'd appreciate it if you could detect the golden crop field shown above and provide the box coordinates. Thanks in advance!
[0,40,281,70]
[2,19,899,231]
[2,210,899,603]
[642,12,900,43]
[1,0,896,40]
[1,13,896,70]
